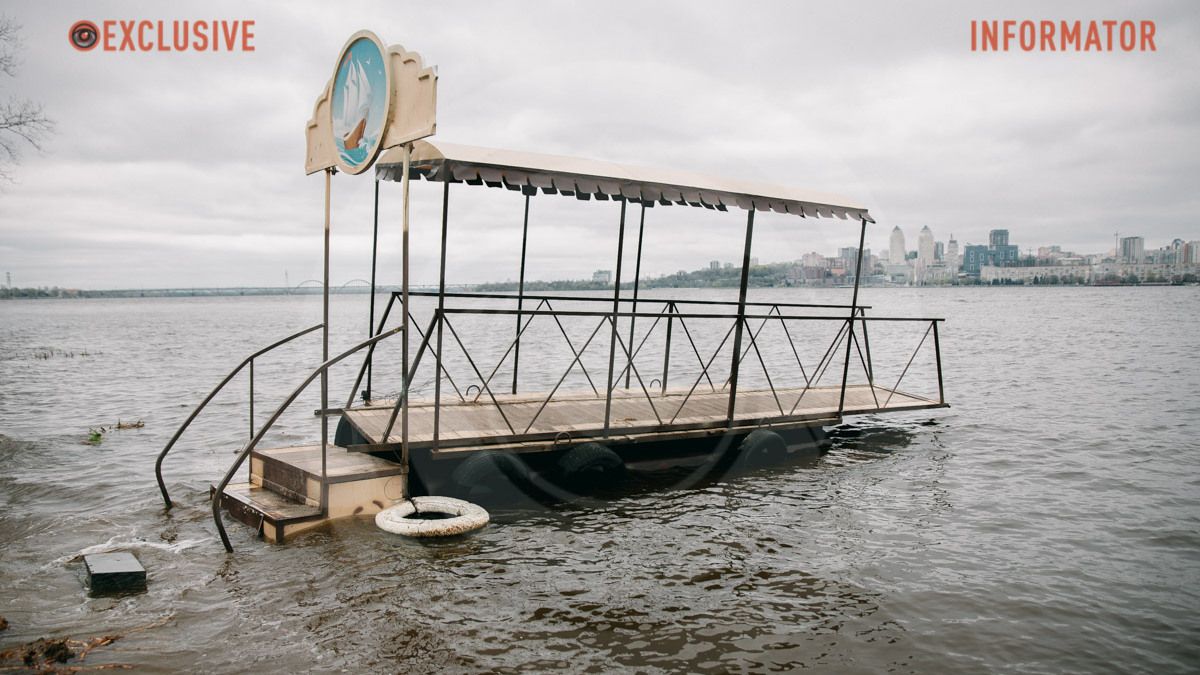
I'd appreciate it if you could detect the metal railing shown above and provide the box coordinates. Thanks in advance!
[347,290,873,404]
[340,293,945,454]
[154,323,323,509]
[211,323,415,552]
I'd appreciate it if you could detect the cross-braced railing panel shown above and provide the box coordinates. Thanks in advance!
[343,293,946,453]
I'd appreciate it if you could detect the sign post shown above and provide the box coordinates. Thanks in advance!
[305,30,438,503]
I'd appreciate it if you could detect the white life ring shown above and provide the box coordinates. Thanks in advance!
[375,496,489,537]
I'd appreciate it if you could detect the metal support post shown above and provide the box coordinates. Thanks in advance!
[625,203,646,389]
[661,301,674,394]
[366,178,380,401]
[933,320,945,404]
[838,217,869,416]
[433,180,450,449]
[513,190,532,394]
[859,307,874,384]
[726,209,755,423]
[320,168,331,512]
[400,144,412,493]
[602,199,627,435]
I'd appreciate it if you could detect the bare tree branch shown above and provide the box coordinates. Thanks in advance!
[0,16,18,77]
[0,14,53,182]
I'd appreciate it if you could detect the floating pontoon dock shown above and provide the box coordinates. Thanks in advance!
[153,31,948,551]
[341,384,938,455]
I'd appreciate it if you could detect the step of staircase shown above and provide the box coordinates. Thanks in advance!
[251,447,320,506]
[214,482,322,543]
[216,444,409,543]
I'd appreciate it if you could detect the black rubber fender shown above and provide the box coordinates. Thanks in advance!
[557,442,626,487]
[450,451,531,500]
[737,429,788,464]
[334,416,368,447]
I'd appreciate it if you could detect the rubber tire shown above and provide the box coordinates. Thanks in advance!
[737,429,788,465]
[782,426,828,458]
[450,451,531,501]
[375,496,489,538]
[334,416,368,447]
[557,442,626,488]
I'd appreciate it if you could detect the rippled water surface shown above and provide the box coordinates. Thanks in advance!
[1,287,1198,673]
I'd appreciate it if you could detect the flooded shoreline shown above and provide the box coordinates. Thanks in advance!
[1,287,1198,672]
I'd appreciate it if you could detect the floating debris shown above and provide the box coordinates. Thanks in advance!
[0,634,129,672]
[84,420,145,445]
[84,552,147,594]
[29,347,96,360]
[0,615,165,671]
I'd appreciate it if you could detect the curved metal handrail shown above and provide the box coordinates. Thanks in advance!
[212,323,411,552]
[155,323,323,509]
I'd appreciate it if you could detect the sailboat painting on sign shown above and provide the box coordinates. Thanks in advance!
[331,32,390,174]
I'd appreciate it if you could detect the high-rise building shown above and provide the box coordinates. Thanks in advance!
[1185,241,1200,265]
[989,229,1009,248]
[890,226,906,265]
[963,245,990,275]
[1119,236,1144,263]
[992,244,1019,266]
[1150,242,1179,265]
[946,235,959,272]
[710,260,720,271]
[913,226,936,284]
[836,247,871,274]
[917,227,935,266]
[1169,238,1184,263]
[801,251,827,268]
[935,241,945,262]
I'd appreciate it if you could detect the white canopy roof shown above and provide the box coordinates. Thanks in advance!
[376,140,873,222]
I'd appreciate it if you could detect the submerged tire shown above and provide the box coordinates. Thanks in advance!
[737,429,788,465]
[375,496,489,537]
[450,451,531,501]
[557,442,626,488]
[781,426,829,458]
[333,416,368,447]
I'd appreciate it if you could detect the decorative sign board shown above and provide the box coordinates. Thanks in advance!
[331,32,390,175]
[306,31,437,175]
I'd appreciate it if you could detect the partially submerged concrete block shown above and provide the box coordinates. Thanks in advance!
[83,552,146,593]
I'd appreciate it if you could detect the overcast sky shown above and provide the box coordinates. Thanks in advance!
[1,1,1197,289]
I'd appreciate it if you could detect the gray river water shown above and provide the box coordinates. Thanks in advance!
[1,287,1198,673]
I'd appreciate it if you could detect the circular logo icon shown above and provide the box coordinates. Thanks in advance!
[69,20,98,51]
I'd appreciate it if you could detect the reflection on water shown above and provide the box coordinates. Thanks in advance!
[1,287,1199,672]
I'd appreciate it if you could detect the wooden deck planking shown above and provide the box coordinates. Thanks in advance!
[341,384,939,452]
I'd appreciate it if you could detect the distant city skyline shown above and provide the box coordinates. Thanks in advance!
[688,225,1200,286]
[672,227,1200,282]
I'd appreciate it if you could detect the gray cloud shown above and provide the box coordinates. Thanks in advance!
[0,0,1196,289]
